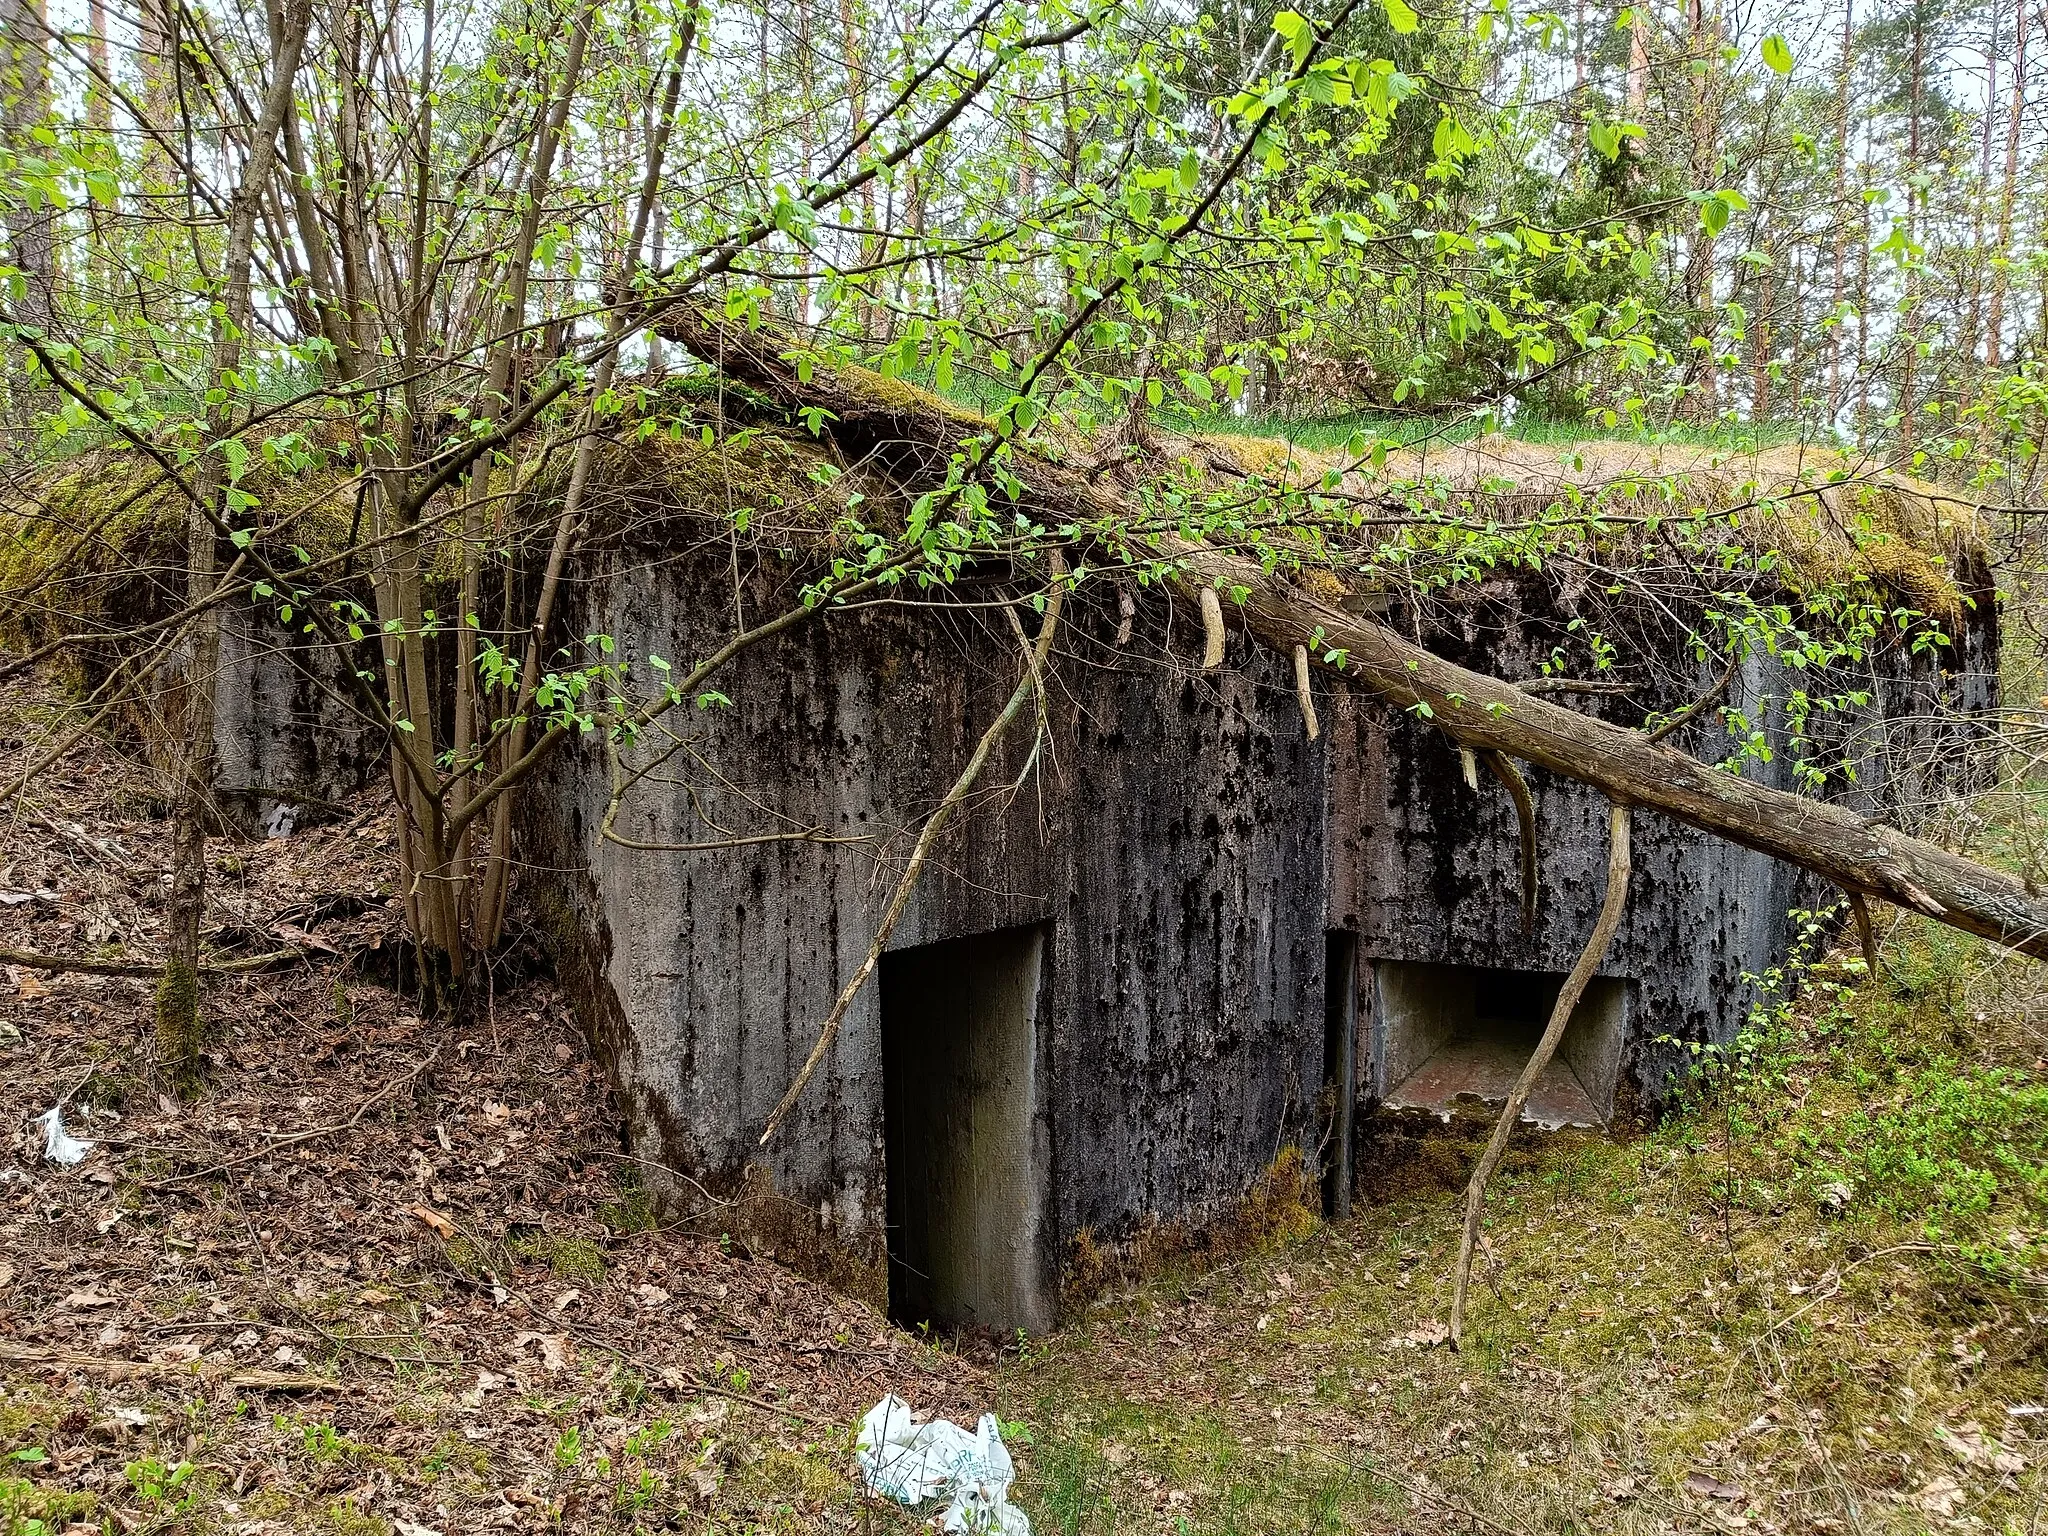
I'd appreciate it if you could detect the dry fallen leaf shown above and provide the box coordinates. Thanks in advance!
[1912,1475,1964,1516]
[1939,1421,1992,1465]
[635,1283,670,1308]
[514,1331,573,1372]
[687,1399,729,1430]
[407,1204,456,1239]
[61,1288,117,1309]
[482,1100,512,1124]
[15,968,46,999]
[1387,1321,1449,1349]
[1685,1472,1746,1503]
[272,922,339,953]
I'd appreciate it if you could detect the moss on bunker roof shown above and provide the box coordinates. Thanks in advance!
[4,400,1990,639]
[1183,430,1987,620]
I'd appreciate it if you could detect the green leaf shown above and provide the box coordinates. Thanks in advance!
[1271,9,1313,65]
[1383,0,1419,34]
[1761,33,1793,74]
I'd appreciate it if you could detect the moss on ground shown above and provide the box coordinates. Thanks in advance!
[993,924,2048,1535]
[5,922,2036,1534]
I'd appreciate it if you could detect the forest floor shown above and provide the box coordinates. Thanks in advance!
[3,664,2046,1536]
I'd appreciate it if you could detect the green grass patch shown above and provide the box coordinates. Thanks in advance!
[993,908,2047,1534]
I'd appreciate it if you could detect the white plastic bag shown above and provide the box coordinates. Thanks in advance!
[855,1395,1030,1534]
[36,1105,95,1165]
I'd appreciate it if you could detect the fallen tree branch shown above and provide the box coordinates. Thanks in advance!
[661,309,2048,962]
[757,557,1068,1144]
[1449,800,1631,1347]
[1518,678,1633,697]
[1,945,307,977]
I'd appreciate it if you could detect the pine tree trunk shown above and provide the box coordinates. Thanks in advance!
[1966,3,1998,370]
[1986,0,2025,371]
[1685,0,1721,423]
[0,0,54,425]
[1898,9,1924,452]
[1826,0,1854,422]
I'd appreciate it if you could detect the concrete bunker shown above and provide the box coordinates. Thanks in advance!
[1373,960,1629,1128]
[496,433,1998,1326]
[6,423,2003,1334]
[880,924,1052,1336]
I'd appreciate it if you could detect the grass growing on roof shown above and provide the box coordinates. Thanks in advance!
[1156,403,1816,454]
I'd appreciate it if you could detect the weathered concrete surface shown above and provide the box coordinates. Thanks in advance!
[211,613,382,833]
[524,548,1327,1322]
[1327,559,2000,1119]
[522,524,1996,1330]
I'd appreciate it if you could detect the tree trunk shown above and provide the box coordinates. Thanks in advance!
[1987,0,2026,371]
[156,0,313,1089]
[1685,0,1721,424]
[661,310,2048,962]
[1827,0,1854,422]
[1751,219,1774,424]
[1898,8,1924,453]
[0,0,54,424]
[1621,5,1649,200]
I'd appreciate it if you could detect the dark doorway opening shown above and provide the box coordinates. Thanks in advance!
[880,925,1052,1335]
[1322,931,1358,1219]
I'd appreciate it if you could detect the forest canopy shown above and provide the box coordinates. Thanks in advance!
[0,0,2043,1065]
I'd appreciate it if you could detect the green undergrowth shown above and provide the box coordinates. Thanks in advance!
[5,917,2037,1534]
[993,914,2048,1535]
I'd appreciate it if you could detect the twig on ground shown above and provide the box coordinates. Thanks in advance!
[0,1342,340,1393]
[146,1047,441,1187]
[1,944,309,977]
